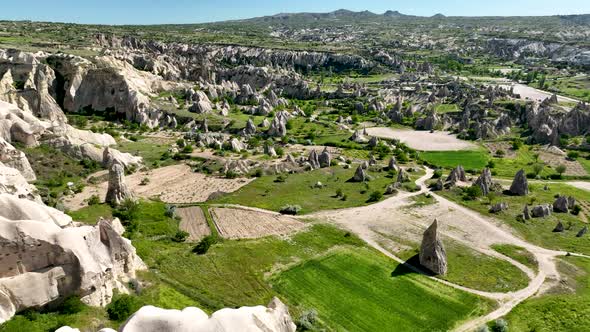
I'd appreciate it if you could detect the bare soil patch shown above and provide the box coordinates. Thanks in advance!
[64,164,253,210]
[209,207,306,239]
[365,127,477,151]
[539,152,587,176]
[176,206,210,241]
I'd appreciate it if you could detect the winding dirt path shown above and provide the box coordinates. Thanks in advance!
[305,167,588,332]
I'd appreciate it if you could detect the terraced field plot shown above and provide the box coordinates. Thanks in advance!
[209,207,305,239]
[176,206,211,241]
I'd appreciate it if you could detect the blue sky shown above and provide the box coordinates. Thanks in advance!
[1,0,589,24]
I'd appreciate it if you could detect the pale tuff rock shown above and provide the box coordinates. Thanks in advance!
[0,215,145,323]
[446,165,466,185]
[368,136,379,148]
[474,168,493,196]
[0,137,35,181]
[509,169,529,196]
[262,118,270,128]
[229,138,245,153]
[350,130,368,143]
[368,155,377,166]
[243,118,257,136]
[0,194,71,227]
[553,196,575,213]
[264,144,277,157]
[267,111,290,137]
[0,163,40,202]
[531,204,552,218]
[90,297,296,332]
[318,147,331,168]
[308,150,320,169]
[223,159,251,176]
[105,162,133,206]
[102,147,143,170]
[396,168,409,184]
[419,219,447,275]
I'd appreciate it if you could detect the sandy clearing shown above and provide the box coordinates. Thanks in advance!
[209,207,306,239]
[364,127,477,151]
[176,206,211,241]
[64,164,254,210]
[499,83,579,103]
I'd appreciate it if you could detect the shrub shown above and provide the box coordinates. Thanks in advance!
[280,204,302,215]
[533,163,544,176]
[335,188,343,197]
[296,309,318,331]
[106,294,143,321]
[495,149,505,157]
[172,230,189,242]
[193,235,217,255]
[556,164,567,176]
[511,138,523,150]
[275,174,287,183]
[182,144,194,154]
[58,296,86,315]
[572,204,582,215]
[164,205,176,218]
[567,151,579,160]
[113,198,139,221]
[487,160,496,168]
[140,177,150,186]
[432,169,443,179]
[463,186,482,200]
[225,170,239,179]
[88,195,100,206]
[368,190,383,202]
[492,318,508,332]
[341,194,348,201]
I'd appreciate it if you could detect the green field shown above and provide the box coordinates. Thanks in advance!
[439,182,590,255]
[211,166,404,214]
[116,136,176,167]
[505,256,590,331]
[492,244,538,272]
[272,248,495,331]
[396,239,529,292]
[419,149,489,171]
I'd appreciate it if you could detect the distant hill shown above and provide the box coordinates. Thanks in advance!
[236,9,416,24]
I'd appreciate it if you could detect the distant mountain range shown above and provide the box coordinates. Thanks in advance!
[228,9,588,25]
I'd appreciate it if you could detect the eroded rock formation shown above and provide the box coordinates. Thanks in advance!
[419,219,447,275]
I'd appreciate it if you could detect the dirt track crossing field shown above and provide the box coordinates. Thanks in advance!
[209,207,306,239]
[176,206,211,241]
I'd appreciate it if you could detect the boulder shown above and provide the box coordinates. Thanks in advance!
[509,169,529,196]
[308,150,320,169]
[419,219,447,275]
[531,204,552,218]
[318,147,331,168]
[351,164,368,182]
[523,205,531,220]
[553,221,564,233]
[577,226,588,238]
[105,162,133,206]
[489,202,508,213]
[553,196,571,213]
[388,157,398,171]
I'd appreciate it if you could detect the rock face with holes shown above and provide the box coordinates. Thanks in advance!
[0,196,145,323]
[105,162,133,205]
[509,169,529,196]
[419,219,447,275]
